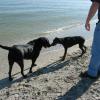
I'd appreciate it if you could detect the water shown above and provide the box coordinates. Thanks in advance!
[0,0,92,44]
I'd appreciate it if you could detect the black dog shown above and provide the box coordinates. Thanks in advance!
[51,36,86,60]
[0,37,50,81]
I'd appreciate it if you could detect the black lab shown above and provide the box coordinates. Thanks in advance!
[0,37,50,81]
[51,36,86,61]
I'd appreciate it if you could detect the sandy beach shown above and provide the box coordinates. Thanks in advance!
[0,37,100,100]
[1,0,100,99]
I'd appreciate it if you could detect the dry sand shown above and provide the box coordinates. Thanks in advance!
[0,39,100,100]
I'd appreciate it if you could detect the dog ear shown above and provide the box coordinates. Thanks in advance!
[27,38,38,45]
[39,37,50,48]
[27,40,34,44]
[55,37,58,40]
[55,37,61,42]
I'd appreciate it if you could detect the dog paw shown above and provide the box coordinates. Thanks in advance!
[61,58,65,61]
[29,70,33,73]
[78,55,82,57]
[9,77,13,81]
[60,56,63,59]
[23,75,27,78]
[34,64,37,66]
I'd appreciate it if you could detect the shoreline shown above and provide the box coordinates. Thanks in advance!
[0,19,96,45]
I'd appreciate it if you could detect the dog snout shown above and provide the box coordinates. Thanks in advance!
[51,42,55,46]
[47,43,51,47]
[44,43,51,48]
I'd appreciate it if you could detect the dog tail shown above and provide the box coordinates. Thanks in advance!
[0,44,12,51]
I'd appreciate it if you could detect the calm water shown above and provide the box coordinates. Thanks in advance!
[0,0,92,44]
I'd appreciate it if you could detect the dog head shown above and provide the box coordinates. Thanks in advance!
[51,37,61,46]
[38,37,51,48]
[28,37,50,48]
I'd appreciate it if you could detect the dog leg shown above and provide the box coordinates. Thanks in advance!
[61,48,67,61]
[8,60,14,81]
[29,63,35,73]
[29,58,37,73]
[17,60,27,78]
[83,45,87,53]
[79,44,85,57]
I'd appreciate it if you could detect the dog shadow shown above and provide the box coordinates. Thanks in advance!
[57,76,99,100]
[0,55,80,91]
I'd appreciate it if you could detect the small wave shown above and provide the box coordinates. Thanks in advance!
[27,19,96,43]
[40,21,84,41]
[44,19,97,36]
[30,21,83,41]
[45,22,83,35]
